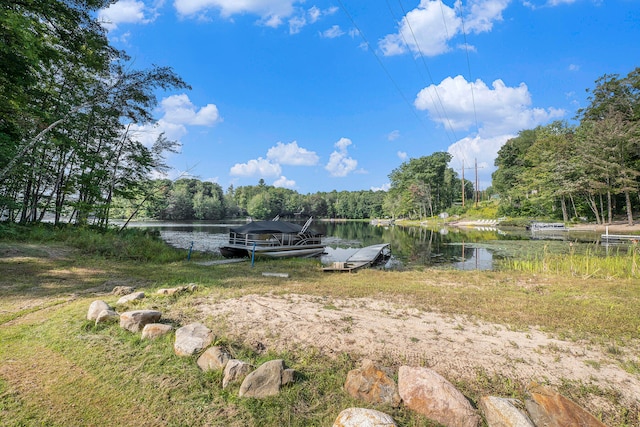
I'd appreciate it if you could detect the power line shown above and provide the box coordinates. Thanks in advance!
[456,0,480,135]
[335,0,432,134]
[396,0,459,144]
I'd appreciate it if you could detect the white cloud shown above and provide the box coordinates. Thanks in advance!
[397,151,408,160]
[387,130,400,141]
[308,6,321,23]
[174,0,298,27]
[98,0,157,31]
[379,0,509,57]
[128,93,221,149]
[371,183,391,192]
[230,158,282,177]
[266,141,319,166]
[161,94,221,126]
[524,0,576,8]
[447,134,513,189]
[273,176,296,188]
[288,15,306,34]
[290,6,339,34]
[414,75,564,136]
[321,25,345,39]
[325,138,358,177]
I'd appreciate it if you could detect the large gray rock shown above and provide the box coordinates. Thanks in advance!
[479,396,535,427]
[87,300,111,320]
[197,346,232,372]
[398,366,481,427]
[344,359,401,407]
[332,407,397,427]
[525,383,607,427]
[141,323,173,340]
[116,291,145,305]
[119,310,162,332]
[174,323,214,356]
[239,359,293,398]
[223,359,254,389]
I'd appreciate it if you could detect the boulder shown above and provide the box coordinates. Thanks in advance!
[525,383,607,427]
[239,359,294,398]
[116,291,145,305]
[398,366,481,427]
[479,396,535,427]
[111,285,135,296]
[223,359,254,389]
[119,310,162,333]
[174,323,214,356]
[95,309,119,325]
[344,359,401,407]
[332,407,397,427]
[141,323,173,340]
[87,300,111,321]
[197,346,232,372]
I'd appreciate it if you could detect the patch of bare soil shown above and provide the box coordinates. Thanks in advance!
[199,293,640,413]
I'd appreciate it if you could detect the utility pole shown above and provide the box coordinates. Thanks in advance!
[460,158,484,208]
[460,160,474,208]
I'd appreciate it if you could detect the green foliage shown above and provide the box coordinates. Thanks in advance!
[492,68,640,223]
[385,152,466,219]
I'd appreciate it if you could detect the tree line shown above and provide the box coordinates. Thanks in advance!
[109,151,472,222]
[492,68,640,224]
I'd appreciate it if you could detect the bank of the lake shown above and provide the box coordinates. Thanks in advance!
[0,227,638,426]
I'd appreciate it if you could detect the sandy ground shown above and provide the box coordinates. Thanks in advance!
[198,292,640,413]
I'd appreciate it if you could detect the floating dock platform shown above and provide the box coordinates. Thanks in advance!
[323,243,391,272]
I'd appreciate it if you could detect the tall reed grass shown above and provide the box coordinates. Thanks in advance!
[497,242,640,279]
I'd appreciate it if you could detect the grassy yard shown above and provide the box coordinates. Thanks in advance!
[0,225,639,426]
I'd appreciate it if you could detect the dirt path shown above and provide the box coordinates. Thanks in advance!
[199,292,640,412]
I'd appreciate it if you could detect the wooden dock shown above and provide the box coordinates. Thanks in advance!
[323,243,391,272]
[600,234,640,244]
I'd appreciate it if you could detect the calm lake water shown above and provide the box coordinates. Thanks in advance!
[123,219,626,271]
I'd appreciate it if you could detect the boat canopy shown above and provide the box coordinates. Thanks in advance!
[230,220,316,235]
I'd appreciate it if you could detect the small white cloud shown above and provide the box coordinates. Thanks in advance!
[161,94,221,126]
[371,183,391,192]
[174,0,296,28]
[569,64,580,71]
[308,5,321,23]
[98,0,156,31]
[325,138,358,177]
[397,151,408,160]
[289,15,306,34]
[273,176,296,188]
[387,130,400,141]
[321,25,345,39]
[266,141,319,166]
[230,158,282,177]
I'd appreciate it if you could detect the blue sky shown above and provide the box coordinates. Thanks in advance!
[98,0,640,194]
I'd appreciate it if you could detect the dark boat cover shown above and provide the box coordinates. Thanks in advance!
[230,220,315,235]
